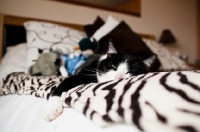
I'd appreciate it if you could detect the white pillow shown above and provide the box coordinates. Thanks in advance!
[24,21,86,68]
[91,15,119,42]
[0,43,27,80]
[142,38,191,70]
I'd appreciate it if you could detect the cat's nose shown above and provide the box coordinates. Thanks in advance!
[115,74,122,79]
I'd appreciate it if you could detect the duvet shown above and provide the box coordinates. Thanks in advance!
[1,70,200,132]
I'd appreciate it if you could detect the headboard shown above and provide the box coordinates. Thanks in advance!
[0,13,156,60]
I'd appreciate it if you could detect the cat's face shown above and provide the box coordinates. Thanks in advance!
[97,53,156,83]
[96,41,157,83]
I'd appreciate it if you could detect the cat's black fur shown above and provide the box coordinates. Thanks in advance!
[51,53,157,97]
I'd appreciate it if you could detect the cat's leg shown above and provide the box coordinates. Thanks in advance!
[42,91,69,122]
[43,74,96,121]
[42,95,64,122]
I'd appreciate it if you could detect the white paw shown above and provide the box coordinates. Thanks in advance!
[43,96,63,122]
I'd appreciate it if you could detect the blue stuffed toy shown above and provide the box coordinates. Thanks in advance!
[62,53,87,76]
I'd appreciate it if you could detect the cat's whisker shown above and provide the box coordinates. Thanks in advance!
[87,68,100,71]
[83,69,97,73]
[96,70,105,74]
[78,73,97,77]
[86,68,104,74]
[81,68,101,74]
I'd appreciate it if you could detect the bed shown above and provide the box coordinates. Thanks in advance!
[0,13,200,132]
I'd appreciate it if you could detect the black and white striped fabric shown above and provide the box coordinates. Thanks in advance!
[1,71,200,132]
[64,70,200,132]
[0,72,65,99]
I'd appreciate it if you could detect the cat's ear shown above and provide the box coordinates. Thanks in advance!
[99,53,113,61]
[106,53,112,58]
[99,41,117,61]
[107,40,117,54]
[138,54,157,70]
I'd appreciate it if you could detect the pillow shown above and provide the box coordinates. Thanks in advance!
[91,15,119,42]
[142,38,191,70]
[84,16,104,38]
[24,21,86,68]
[97,21,161,71]
[0,43,27,80]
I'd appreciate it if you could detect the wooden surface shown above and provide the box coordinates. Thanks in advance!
[116,0,140,16]
[2,14,155,39]
[4,15,85,32]
[55,0,141,16]
[198,0,200,59]
[0,14,3,60]
[0,14,156,61]
[187,63,200,69]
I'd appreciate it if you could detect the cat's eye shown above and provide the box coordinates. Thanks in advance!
[111,65,117,70]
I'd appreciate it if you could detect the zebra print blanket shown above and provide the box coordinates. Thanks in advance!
[1,71,200,132]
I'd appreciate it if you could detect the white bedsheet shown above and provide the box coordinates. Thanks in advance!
[0,95,139,132]
[0,44,140,132]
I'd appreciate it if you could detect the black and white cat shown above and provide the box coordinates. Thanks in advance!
[43,42,157,121]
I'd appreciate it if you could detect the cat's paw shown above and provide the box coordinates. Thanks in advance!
[43,96,63,122]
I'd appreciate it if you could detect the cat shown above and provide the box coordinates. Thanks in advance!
[43,42,157,121]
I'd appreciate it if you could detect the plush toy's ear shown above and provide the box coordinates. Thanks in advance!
[137,54,157,71]
[51,48,63,56]
[38,48,43,54]
[54,58,61,66]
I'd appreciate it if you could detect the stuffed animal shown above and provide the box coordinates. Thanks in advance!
[29,50,68,77]
[29,37,97,77]
[62,52,87,76]
[73,38,99,53]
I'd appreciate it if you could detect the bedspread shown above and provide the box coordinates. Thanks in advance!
[1,71,200,132]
